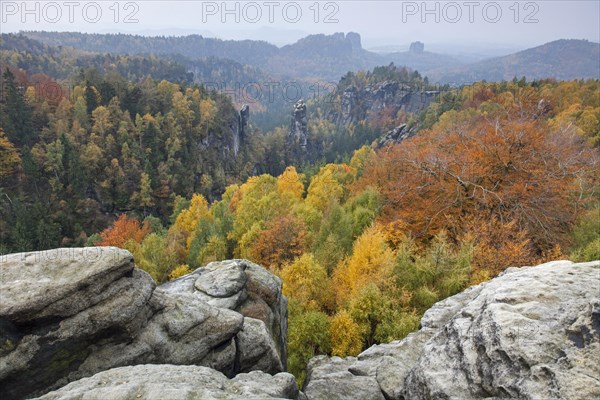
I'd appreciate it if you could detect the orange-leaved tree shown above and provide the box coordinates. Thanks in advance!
[97,214,151,248]
[250,214,308,270]
[356,106,598,272]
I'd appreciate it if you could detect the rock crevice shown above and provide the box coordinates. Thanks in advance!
[0,248,287,400]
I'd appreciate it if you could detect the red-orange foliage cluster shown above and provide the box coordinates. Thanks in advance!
[250,215,308,270]
[97,214,151,248]
[356,110,598,263]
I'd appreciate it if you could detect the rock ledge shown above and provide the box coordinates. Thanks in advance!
[303,260,600,400]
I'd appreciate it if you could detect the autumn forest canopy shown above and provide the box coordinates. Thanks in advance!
[1,33,599,384]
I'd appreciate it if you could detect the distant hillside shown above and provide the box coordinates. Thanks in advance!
[428,39,600,83]
[22,31,467,82]
[1,33,295,127]
[17,32,600,85]
[0,33,193,82]
[22,31,279,67]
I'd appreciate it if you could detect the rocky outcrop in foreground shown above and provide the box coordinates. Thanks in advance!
[0,248,287,400]
[2,248,598,400]
[304,260,600,400]
[35,365,305,400]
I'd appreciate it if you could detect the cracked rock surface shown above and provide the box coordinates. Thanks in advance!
[303,260,600,400]
[34,364,305,400]
[0,249,287,400]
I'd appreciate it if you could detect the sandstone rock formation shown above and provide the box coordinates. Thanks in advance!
[3,248,598,400]
[409,41,425,54]
[303,260,600,400]
[377,123,415,148]
[328,81,439,127]
[34,365,305,400]
[234,104,250,156]
[161,259,288,372]
[0,248,286,400]
[289,100,308,150]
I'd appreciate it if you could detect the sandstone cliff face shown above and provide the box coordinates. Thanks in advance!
[328,81,438,128]
[303,260,600,400]
[0,248,287,400]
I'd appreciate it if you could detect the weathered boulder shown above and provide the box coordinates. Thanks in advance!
[0,249,287,400]
[160,259,288,368]
[304,260,600,400]
[304,356,384,400]
[236,317,283,374]
[0,247,141,323]
[34,364,305,400]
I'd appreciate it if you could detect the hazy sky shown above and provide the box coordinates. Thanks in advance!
[1,1,599,50]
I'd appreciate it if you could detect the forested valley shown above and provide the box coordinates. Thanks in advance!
[1,32,599,384]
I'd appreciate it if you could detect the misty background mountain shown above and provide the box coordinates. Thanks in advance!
[20,31,600,83]
[2,31,598,133]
